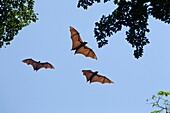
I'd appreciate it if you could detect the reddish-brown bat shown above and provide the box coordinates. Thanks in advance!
[69,26,97,60]
[22,58,54,71]
[82,70,113,84]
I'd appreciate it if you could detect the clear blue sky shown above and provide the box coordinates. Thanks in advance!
[0,1,170,113]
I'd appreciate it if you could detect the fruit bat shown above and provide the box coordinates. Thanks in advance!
[22,58,54,71]
[69,26,97,60]
[82,70,113,84]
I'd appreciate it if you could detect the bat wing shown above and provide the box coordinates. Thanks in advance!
[41,62,55,69]
[75,45,97,60]
[70,26,83,50]
[91,74,113,84]
[82,70,94,81]
[22,58,37,69]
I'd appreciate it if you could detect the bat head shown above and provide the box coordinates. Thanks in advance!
[83,41,87,45]
[94,71,98,74]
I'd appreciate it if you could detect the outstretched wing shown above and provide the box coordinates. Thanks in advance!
[70,26,83,50]
[76,46,97,60]
[91,74,113,84]
[22,59,54,71]
[41,62,55,69]
[22,58,38,69]
[82,70,94,81]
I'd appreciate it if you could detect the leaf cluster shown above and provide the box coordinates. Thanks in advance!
[77,0,170,58]
[0,0,38,48]
[147,90,170,113]
[77,0,110,9]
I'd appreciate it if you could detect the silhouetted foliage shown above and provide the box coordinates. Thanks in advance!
[77,0,170,59]
[0,0,38,48]
[147,90,170,113]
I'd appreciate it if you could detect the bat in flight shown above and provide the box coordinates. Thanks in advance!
[69,26,97,60]
[22,58,54,71]
[82,70,113,84]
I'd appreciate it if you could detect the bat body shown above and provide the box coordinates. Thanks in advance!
[22,58,54,71]
[69,26,97,60]
[82,70,113,84]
